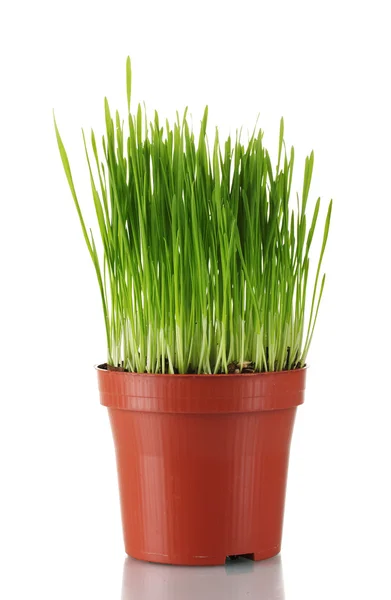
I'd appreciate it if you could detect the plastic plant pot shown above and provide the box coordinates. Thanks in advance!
[97,365,306,566]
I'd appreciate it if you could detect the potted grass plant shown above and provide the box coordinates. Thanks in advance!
[55,57,332,566]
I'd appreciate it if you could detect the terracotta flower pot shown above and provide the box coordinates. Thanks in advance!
[97,365,306,566]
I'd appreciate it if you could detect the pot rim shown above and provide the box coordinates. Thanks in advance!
[95,363,308,378]
[96,363,307,412]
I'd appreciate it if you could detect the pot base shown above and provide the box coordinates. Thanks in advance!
[126,546,281,566]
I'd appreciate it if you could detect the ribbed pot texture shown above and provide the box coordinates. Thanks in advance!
[97,366,306,566]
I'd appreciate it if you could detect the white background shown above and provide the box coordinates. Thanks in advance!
[1,1,390,598]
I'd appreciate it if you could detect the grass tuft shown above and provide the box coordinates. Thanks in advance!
[55,58,332,374]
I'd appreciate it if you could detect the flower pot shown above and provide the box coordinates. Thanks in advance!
[97,365,306,566]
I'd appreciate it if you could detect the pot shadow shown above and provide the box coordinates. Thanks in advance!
[121,554,285,599]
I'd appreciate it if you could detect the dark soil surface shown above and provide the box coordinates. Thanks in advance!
[102,360,257,374]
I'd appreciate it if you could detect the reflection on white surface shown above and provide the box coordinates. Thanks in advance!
[122,554,284,599]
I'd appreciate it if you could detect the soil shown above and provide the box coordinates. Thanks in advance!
[103,360,257,374]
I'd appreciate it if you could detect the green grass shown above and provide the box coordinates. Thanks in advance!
[55,57,332,374]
